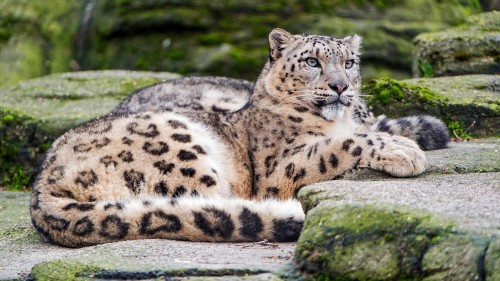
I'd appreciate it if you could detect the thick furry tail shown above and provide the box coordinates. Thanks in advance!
[369,115,449,150]
[30,193,304,248]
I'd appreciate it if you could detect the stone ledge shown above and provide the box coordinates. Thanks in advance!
[296,172,499,280]
[1,138,499,279]
[413,11,499,77]
[0,70,180,136]
[343,139,500,180]
[298,173,500,236]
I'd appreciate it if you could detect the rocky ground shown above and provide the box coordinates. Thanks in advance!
[0,139,498,280]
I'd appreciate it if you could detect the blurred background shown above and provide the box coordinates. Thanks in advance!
[0,0,497,89]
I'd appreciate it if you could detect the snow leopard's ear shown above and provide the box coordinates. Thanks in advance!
[343,34,362,54]
[269,28,294,62]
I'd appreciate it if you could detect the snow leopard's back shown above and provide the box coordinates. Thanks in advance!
[113,76,253,114]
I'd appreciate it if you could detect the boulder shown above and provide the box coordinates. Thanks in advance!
[363,75,499,138]
[295,170,499,281]
[0,70,179,190]
[293,140,500,281]
[413,11,500,77]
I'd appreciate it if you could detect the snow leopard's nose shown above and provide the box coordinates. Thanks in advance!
[328,82,348,95]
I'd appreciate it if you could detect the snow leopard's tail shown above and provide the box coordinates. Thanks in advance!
[369,115,449,150]
[30,192,304,248]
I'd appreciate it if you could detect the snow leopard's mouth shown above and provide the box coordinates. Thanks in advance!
[314,99,350,108]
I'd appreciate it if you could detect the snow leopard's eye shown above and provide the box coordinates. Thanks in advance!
[345,59,355,69]
[306,57,320,67]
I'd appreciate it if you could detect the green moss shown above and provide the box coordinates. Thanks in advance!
[404,75,499,137]
[0,0,483,88]
[198,32,230,46]
[0,35,45,87]
[29,260,275,280]
[418,60,434,78]
[0,109,51,191]
[0,0,81,88]
[362,75,499,138]
[294,203,491,280]
[422,235,487,280]
[0,225,36,238]
[165,48,187,60]
[413,11,499,77]
[363,77,444,106]
[2,164,31,191]
[29,260,101,281]
[485,240,500,281]
[447,121,472,140]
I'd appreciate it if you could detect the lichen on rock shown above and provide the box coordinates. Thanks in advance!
[362,75,499,138]
[294,202,491,281]
[413,11,500,78]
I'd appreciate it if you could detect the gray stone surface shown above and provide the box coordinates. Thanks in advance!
[299,172,500,236]
[425,139,499,174]
[413,11,499,77]
[343,139,500,180]
[0,70,180,135]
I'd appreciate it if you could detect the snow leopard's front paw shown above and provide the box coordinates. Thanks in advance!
[367,134,427,177]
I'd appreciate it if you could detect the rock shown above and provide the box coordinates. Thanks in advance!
[80,0,481,81]
[485,239,500,281]
[294,139,499,280]
[363,75,499,138]
[295,172,499,280]
[425,139,499,174]
[0,1,81,87]
[28,243,291,280]
[0,70,179,190]
[413,11,500,77]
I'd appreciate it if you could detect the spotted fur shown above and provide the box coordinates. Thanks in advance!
[32,29,434,247]
[113,76,254,115]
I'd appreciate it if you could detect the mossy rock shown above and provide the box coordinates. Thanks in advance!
[413,11,500,77]
[362,75,499,138]
[485,239,500,281]
[0,70,179,190]
[79,0,481,81]
[29,260,101,281]
[294,203,491,281]
[0,0,82,87]
[294,172,500,280]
